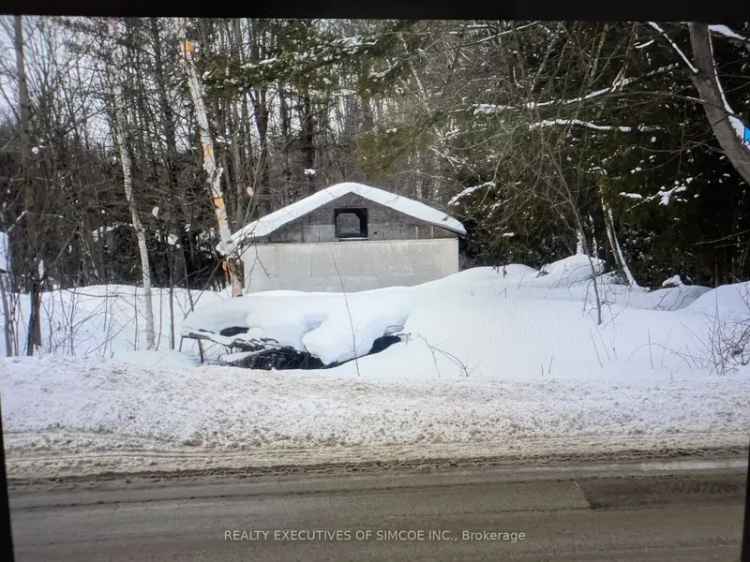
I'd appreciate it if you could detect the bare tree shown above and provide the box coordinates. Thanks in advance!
[108,21,155,349]
[13,16,44,355]
[179,23,243,297]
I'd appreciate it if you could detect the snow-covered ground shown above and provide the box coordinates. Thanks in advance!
[1,256,749,478]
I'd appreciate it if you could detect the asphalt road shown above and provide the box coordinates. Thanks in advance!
[8,458,748,561]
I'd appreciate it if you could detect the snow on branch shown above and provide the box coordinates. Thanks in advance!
[448,181,494,206]
[619,192,643,200]
[647,22,699,74]
[708,24,750,45]
[472,103,514,114]
[621,183,690,207]
[471,64,678,115]
[706,31,749,150]
[528,119,662,133]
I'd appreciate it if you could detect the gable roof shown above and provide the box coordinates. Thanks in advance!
[229,182,466,248]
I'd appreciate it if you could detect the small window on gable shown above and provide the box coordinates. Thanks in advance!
[334,208,368,239]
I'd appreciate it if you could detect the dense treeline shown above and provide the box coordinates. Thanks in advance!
[1,18,749,301]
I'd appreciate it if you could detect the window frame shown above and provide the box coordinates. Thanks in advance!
[333,208,369,239]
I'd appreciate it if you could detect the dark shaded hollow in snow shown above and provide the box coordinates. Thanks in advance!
[216,327,402,370]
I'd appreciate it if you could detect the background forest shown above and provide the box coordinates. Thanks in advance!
[1,18,749,313]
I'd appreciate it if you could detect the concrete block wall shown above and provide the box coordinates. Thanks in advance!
[242,238,460,293]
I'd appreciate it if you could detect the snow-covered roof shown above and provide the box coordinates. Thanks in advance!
[228,182,466,249]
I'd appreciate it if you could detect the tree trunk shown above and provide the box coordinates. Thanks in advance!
[229,101,244,222]
[25,281,41,356]
[179,30,243,297]
[112,105,156,349]
[689,23,750,186]
[301,92,316,195]
[601,198,639,287]
[575,229,585,255]
[229,20,246,216]
[15,16,42,355]
[150,18,180,193]
[150,18,180,348]
[109,34,156,349]
[577,222,603,326]
[14,17,30,166]
[0,229,15,355]
[0,271,15,357]
[252,88,271,214]
[279,84,293,205]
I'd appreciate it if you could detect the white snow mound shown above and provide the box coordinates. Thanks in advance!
[688,281,750,318]
[182,254,714,366]
[536,254,605,286]
[183,288,411,365]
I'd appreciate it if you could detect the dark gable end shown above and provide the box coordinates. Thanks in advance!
[265,192,458,243]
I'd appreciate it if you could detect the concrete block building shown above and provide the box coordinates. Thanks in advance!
[228,182,466,293]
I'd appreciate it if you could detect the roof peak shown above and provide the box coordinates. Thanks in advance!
[225,182,466,252]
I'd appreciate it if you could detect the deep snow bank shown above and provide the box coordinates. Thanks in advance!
[181,254,714,368]
[2,354,748,458]
[0,255,722,369]
[1,256,748,475]
[0,284,229,358]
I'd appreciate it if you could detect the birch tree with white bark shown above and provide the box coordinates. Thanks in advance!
[178,19,242,297]
[108,20,156,350]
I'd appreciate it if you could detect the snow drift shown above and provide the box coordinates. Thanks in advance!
[180,254,715,369]
[2,254,749,477]
[0,254,724,371]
